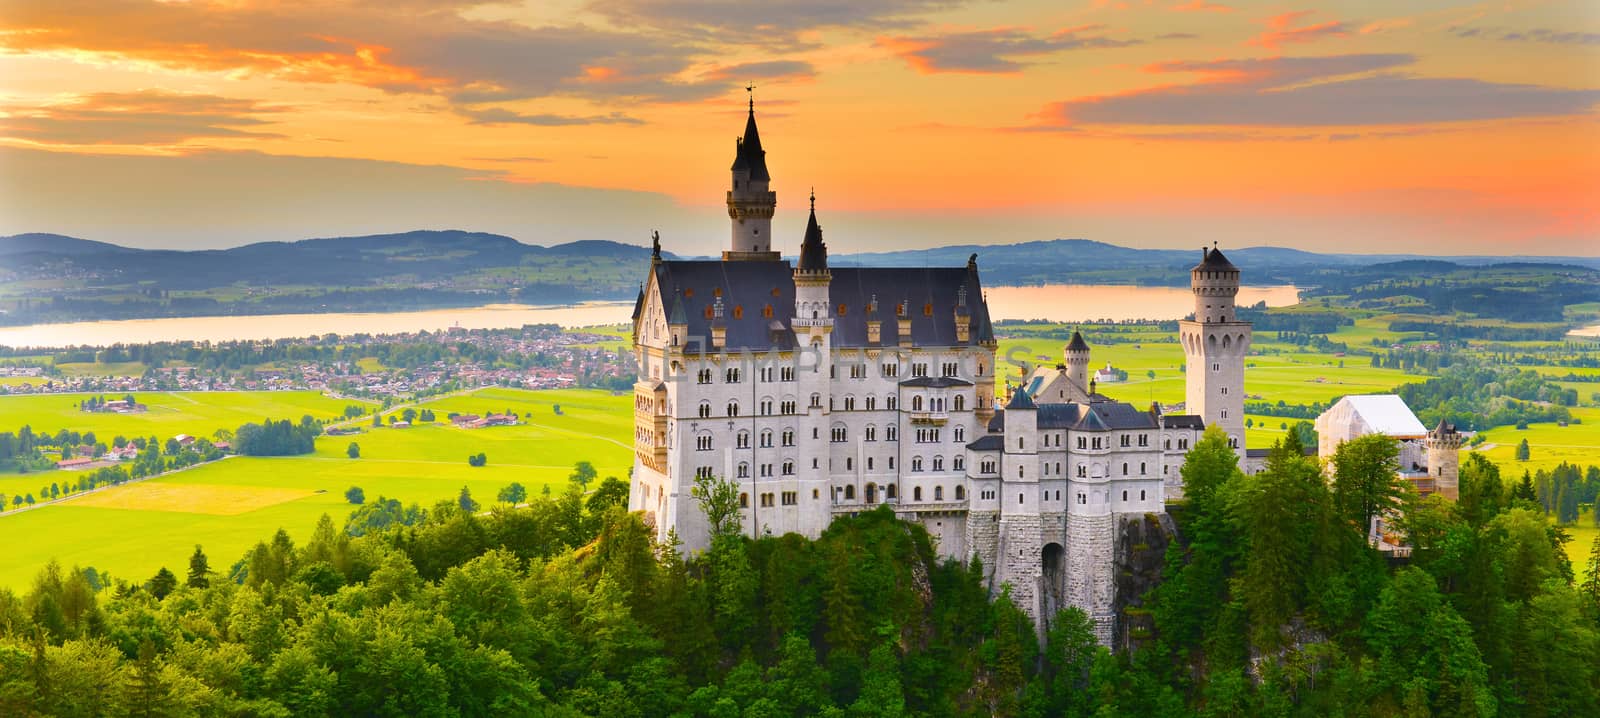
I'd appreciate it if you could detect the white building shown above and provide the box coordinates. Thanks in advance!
[1315,394,1462,499]
[628,104,1243,643]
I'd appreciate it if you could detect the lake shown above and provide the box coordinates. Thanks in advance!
[0,284,1301,348]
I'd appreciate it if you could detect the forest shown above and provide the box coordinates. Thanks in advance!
[0,429,1596,716]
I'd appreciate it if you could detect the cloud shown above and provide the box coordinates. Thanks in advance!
[0,90,283,145]
[0,0,730,106]
[1248,10,1353,49]
[585,0,965,46]
[879,26,1140,74]
[703,60,817,83]
[1157,33,1200,40]
[457,108,644,126]
[1172,0,1233,12]
[1452,27,1600,46]
[1037,54,1600,127]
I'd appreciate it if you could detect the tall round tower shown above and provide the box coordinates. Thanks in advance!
[725,97,779,261]
[1064,330,1091,395]
[1427,419,1462,500]
[1179,244,1250,451]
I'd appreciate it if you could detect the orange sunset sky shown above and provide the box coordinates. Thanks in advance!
[0,0,1596,257]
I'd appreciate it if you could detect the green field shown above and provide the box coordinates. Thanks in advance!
[1468,407,1600,476]
[0,390,367,447]
[0,387,631,590]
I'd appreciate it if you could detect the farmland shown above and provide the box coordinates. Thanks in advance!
[0,387,631,589]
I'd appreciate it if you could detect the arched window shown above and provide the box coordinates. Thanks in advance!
[727,401,739,417]
[1122,462,1129,475]
[913,396,924,411]
[914,486,923,501]
[954,455,965,471]
[954,395,965,411]
[912,456,924,471]
[740,492,749,508]
[737,462,749,478]
[698,402,711,418]
[933,456,944,471]
[955,485,965,500]
[934,486,944,501]
[886,485,896,499]
[844,485,856,500]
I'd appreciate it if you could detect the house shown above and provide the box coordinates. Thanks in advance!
[483,414,517,427]
[174,434,195,446]
[451,414,481,426]
[56,457,96,470]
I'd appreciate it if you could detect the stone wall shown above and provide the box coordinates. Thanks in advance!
[998,515,1043,624]
[966,510,1001,585]
[1066,512,1116,644]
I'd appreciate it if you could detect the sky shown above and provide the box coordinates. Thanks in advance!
[0,0,1596,257]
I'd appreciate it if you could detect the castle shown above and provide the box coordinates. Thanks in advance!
[628,103,1249,643]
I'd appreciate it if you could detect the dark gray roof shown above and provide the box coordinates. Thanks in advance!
[1432,418,1457,435]
[650,260,994,352]
[1245,448,1270,458]
[1006,388,1037,410]
[1161,414,1205,430]
[631,285,645,320]
[967,435,1004,451]
[1193,246,1237,272]
[900,376,973,388]
[990,400,1160,432]
[1066,330,1089,353]
[730,108,770,182]
[798,202,827,272]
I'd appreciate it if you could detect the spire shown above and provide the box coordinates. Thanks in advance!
[730,93,770,182]
[798,189,827,272]
[1066,330,1089,353]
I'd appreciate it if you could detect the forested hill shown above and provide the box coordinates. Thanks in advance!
[2,231,1595,325]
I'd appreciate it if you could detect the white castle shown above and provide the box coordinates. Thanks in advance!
[628,104,1250,643]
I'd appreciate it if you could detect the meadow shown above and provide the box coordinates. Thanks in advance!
[0,387,632,590]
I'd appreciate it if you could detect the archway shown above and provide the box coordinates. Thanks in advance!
[1042,543,1066,621]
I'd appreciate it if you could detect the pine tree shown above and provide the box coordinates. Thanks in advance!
[1516,438,1531,462]
[146,567,177,599]
[186,545,209,589]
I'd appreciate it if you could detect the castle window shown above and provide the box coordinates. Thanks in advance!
[763,304,774,318]
[887,396,898,410]
[704,306,714,320]
[924,303,934,316]
[1140,462,1146,474]
[954,427,965,443]
[1078,493,1086,504]
[740,493,749,508]
[1122,490,1128,501]
[781,400,795,415]
[882,362,898,377]
[781,367,795,381]
[844,396,855,410]
[865,426,877,442]
[810,393,821,408]
[912,363,928,377]
[782,461,794,475]
[698,402,711,418]
[912,457,924,471]
[733,305,743,319]
[954,456,964,471]
[726,368,741,383]
[1122,463,1128,475]
[866,396,877,410]
[760,399,773,414]
[1077,465,1087,478]
[782,491,797,506]
[954,395,965,412]
[1018,466,1024,478]
[727,401,740,417]
[782,429,794,446]
[697,369,712,384]
[696,435,712,451]
[737,431,750,449]
[1121,435,1131,447]
[685,288,694,298]
[886,426,898,441]
[1221,410,1227,419]
[935,486,944,501]
[933,456,944,471]
[1019,437,1025,450]
[955,486,965,500]
[760,430,773,448]
[867,457,874,470]
[1220,387,1227,395]
[1140,490,1146,501]
[831,427,847,443]
[838,303,848,315]
[737,463,749,478]
[913,396,923,411]
[1019,493,1024,504]
[760,493,774,508]
[888,457,895,469]
[846,458,853,470]
[914,487,923,501]
[845,485,856,500]
[886,485,897,499]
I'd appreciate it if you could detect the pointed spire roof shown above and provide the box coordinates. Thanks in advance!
[1433,417,1456,435]
[1066,330,1089,353]
[1006,387,1037,410]
[1193,242,1237,272]
[667,290,687,325]
[798,189,827,272]
[730,102,770,182]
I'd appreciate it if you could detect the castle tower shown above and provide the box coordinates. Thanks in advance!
[1064,330,1091,395]
[1180,244,1250,451]
[1427,419,1462,500]
[725,96,780,261]
[790,193,834,536]
[996,389,1043,627]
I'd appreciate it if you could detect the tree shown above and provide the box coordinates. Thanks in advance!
[147,567,177,599]
[692,472,743,538]
[186,545,209,589]
[402,408,418,423]
[497,482,527,506]
[372,413,382,427]
[1516,438,1531,462]
[345,486,365,505]
[458,486,480,514]
[587,477,630,514]
[346,442,360,459]
[467,452,487,467]
[570,461,597,490]
[1331,433,1405,533]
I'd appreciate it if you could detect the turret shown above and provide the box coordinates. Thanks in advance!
[725,96,779,261]
[792,191,832,342]
[1064,330,1091,395]
[954,286,971,344]
[896,298,913,348]
[866,295,882,345]
[1427,418,1462,500]
[667,289,687,350]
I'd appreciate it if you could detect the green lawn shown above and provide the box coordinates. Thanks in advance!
[0,387,632,590]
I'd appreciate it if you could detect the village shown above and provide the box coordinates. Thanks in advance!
[0,325,632,399]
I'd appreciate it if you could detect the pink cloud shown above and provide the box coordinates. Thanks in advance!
[1248,11,1353,50]
[1172,0,1233,13]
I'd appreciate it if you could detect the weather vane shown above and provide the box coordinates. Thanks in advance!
[746,83,755,111]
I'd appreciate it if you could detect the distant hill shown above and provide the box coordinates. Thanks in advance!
[1,230,1594,325]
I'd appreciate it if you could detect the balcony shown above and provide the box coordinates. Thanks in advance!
[909,410,949,425]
